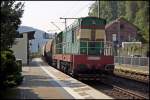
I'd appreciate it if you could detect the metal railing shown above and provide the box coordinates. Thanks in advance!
[114,56,149,67]
[55,40,114,55]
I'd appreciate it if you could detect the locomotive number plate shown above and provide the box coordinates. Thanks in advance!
[87,57,100,60]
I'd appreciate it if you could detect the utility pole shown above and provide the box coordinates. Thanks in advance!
[118,19,121,64]
[97,0,100,18]
[60,17,79,32]
[118,20,120,47]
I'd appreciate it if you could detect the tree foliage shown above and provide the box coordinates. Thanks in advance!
[0,49,23,89]
[0,1,24,89]
[0,1,24,50]
[88,1,149,43]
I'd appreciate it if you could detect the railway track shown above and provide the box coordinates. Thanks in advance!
[84,80,148,99]
[112,74,149,96]
[83,74,149,99]
[104,74,149,98]
[111,85,147,99]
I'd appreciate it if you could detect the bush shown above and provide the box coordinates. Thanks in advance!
[0,49,23,89]
[14,73,24,85]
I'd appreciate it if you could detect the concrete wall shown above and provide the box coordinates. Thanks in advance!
[11,33,28,64]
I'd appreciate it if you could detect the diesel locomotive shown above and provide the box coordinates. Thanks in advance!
[42,16,114,80]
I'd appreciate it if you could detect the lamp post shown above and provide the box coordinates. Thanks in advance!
[60,17,78,32]
[118,20,120,64]
[97,0,100,18]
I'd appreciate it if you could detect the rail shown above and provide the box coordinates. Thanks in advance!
[112,85,147,99]
[100,78,148,99]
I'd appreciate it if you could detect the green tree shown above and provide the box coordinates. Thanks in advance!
[134,1,149,43]
[117,1,126,17]
[100,1,112,23]
[109,1,118,21]
[89,1,120,23]
[125,1,138,22]
[0,1,24,50]
[0,1,24,89]
[88,1,98,17]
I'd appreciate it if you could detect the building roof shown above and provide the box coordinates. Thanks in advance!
[20,31,35,40]
[105,17,139,30]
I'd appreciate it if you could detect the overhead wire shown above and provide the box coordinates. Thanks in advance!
[62,1,81,17]
[73,2,94,18]
[61,1,83,28]
[66,1,94,26]
[52,1,94,32]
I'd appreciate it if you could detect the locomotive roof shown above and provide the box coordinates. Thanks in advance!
[105,17,139,30]
[80,16,105,20]
[64,16,106,31]
[73,16,106,25]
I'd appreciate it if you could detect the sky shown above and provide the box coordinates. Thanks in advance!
[19,1,95,33]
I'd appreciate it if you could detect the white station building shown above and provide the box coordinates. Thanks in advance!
[11,31,35,65]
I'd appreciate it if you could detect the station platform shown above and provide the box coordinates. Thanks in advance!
[2,58,113,99]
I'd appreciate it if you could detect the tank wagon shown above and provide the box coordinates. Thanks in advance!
[43,16,114,80]
[42,39,53,64]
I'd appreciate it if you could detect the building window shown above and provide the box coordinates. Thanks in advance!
[112,33,116,41]
[120,24,124,29]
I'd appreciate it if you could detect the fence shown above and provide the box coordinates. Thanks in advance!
[114,56,149,67]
